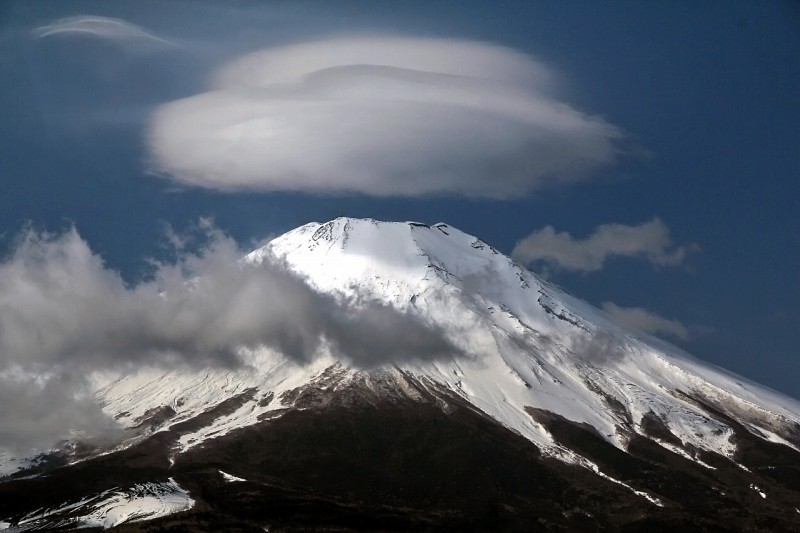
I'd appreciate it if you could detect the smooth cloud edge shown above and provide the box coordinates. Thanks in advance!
[33,15,175,47]
[145,34,627,198]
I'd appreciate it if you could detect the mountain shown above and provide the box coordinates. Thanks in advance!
[1,217,799,531]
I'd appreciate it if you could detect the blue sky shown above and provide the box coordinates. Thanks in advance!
[0,1,798,397]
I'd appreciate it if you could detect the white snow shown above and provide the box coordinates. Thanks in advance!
[565,453,664,507]
[259,218,800,461]
[220,470,247,483]
[5,478,192,531]
[749,484,767,499]
[651,439,716,469]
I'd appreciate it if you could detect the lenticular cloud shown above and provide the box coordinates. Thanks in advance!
[35,15,174,46]
[147,36,624,198]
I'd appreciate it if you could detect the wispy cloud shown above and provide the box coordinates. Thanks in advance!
[512,218,696,272]
[0,223,462,453]
[146,35,625,198]
[601,302,690,340]
[34,15,174,47]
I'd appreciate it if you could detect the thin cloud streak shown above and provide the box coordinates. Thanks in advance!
[602,301,690,341]
[512,218,696,272]
[34,15,175,47]
[147,35,625,198]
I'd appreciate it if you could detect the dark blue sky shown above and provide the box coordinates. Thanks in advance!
[0,1,798,397]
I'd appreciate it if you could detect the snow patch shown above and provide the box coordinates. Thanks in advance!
[749,484,766,499]
[653,439,716,470]
[7,478,193,530]
[573,455,663,507]
[220,470,247,483]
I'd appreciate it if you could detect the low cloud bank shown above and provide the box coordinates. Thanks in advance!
[512,218,696,272]
[147,35,624,198]
[0,224,461,453]
[0,371,114,453]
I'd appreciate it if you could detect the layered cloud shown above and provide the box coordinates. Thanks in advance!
[0,224,461,452]
[601,302,690,340]
[34,15,174,47]
[146,35,624,197]
[512,218,696,272]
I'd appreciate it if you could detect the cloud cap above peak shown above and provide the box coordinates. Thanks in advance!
[147,35,625,198]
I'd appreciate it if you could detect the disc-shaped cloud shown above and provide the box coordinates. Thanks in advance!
[147,36,624,198]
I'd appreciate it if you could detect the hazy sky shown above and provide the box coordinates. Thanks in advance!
[0,1,798,399]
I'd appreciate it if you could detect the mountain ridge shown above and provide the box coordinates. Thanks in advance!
[1,217,799,531]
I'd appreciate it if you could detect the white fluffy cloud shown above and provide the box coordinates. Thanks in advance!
[512,218,695,272]
[0,224,461,452]
[0,371,115,453]
[601,302,690,340]
[0,225,460,370]
[146,35,624,197]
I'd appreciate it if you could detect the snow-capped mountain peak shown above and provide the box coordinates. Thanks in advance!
[247,218,800,463]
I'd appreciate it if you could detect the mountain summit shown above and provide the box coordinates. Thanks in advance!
[2,218,799,531]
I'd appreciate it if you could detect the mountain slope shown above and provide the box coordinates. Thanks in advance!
[1,217,799,531]
[257,218,800,460]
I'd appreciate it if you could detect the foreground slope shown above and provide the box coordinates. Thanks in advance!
[1,217,799,531]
